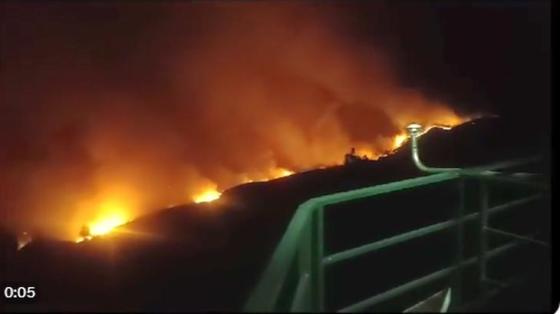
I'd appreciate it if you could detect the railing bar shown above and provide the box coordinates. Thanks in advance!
[478,181,489,293]
[337,240,521,313]
[338,268,451,313]
[308,207,326,311]
[485,227,549,247]
[451,178,465,307]
[310,172,460,207]
[244,155,544,312]
[482,278,507,289]
[290,273,310,312]
[487,194,542,214]
[461,156,541,173]
[315,208,326,311]
[323,193,541,266]
[324,218,464,266]
[245,173,459,309]
[462,173,547,189]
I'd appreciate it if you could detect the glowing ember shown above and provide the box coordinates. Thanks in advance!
[193,188,222,203]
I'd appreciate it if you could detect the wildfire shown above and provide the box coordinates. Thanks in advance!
[240,167,296,184]
[392,133,408,150]
[188,120,463,207]
[390,123,456,151]
[193,184,222,203]
[72,118,466,242]
[424,124,453,132]
[75,198,131,242]
[192,167,295,204]
[349,120,466,162]
[270,167,295,179]
[4,2,481,243]
[89,213,128,236]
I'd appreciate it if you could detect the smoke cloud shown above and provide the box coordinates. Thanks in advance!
[0,2,463,239]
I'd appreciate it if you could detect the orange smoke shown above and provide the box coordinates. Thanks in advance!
[0,2,471,240]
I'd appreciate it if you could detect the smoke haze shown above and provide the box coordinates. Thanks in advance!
[0,2,464,239]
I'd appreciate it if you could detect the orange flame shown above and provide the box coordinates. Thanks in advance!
[3,2,480,243]
[75,196,131,242]
[73,116,467,241]
[270,167,295,179]
[193,188,222,203]
[392,133,408,150]
[89,213,128,236]
[186,117,465,210]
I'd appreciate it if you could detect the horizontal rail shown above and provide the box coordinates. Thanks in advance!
[487,193,543,213]
[310,156,541,209]
[461,172,547,189]
[460,156,541,174]
[310,172,460,207]
[337,240,522,312]
[485,227,549,247]
[483,278,508,289]
[323,194,542,266]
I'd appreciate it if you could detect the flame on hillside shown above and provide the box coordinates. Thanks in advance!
[0,2,472,241]
[193,185,222,204]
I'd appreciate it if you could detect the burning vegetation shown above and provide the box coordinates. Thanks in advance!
[193,183,222,204]
[1,2,469,241]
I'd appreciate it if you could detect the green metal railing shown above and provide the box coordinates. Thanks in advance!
[244,157,549,312]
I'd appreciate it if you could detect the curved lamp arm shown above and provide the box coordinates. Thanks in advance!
[405,123,531,177]
[406,123,461,173]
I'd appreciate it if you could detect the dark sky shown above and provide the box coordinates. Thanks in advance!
[1,1,551,116]
[325,0,550,125]
[0,1,551,238]
[381,0,550,126]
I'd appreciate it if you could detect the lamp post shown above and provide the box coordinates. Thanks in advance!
[406,123,460,173]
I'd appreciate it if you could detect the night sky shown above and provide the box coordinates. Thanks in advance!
[361,0,550,125]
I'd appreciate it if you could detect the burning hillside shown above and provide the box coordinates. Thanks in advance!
[3,115,549,312]
[1,2,469,240]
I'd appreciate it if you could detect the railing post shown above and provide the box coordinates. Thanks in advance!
[478,181,489,295]
[296,215,313,311]
[310,207,325,311]
[451,178,465,309]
